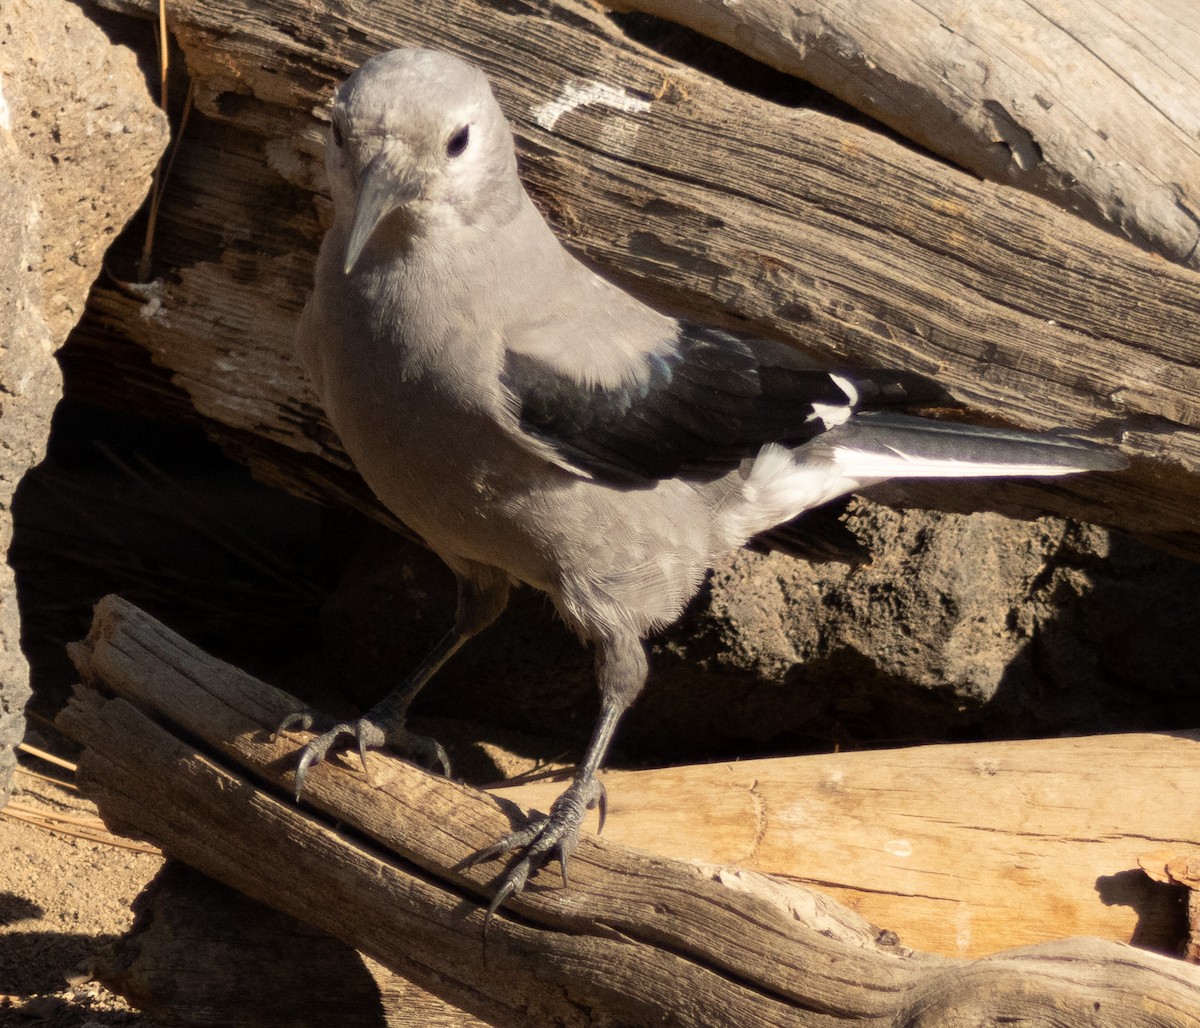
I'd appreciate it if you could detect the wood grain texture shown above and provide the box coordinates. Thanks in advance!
[79,0,1200,556]
[493,733,1200,958]
[58,594,1200,1026]
[603,0,1200,268]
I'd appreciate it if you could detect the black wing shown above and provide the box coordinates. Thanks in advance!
[502,323,950,485]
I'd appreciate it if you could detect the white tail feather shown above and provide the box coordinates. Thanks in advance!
[830,444,1094,479]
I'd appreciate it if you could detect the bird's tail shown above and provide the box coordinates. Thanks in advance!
[723,412,1125,553]
[824,412,1128,479]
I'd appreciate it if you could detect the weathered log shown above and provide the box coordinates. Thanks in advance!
[75,0,1200,556]
[492,731,1200,959]
[98,849,1197,1027]
[603,0,1200,269]
[58,594,1200,1026]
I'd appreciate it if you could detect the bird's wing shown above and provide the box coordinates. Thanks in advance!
[500,322,950,485]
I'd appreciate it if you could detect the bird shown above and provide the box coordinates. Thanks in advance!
[278,47,1128,917]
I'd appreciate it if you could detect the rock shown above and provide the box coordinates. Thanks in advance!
[661,500,1200,750]
[315,498,1200,764]
[0,0,168,803]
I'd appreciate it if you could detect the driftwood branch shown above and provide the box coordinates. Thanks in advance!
[57,594,1200,1026]
[75,0,1200,555]
[603,0,1200,269]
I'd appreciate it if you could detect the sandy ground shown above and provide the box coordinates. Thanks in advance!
[0,716,549,1027]
[1,739,163,1027]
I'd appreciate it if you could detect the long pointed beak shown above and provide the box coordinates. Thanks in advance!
[343,152,423,275]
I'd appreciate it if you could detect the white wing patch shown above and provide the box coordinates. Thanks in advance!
[806,373,859,430]
[829,374,861,406]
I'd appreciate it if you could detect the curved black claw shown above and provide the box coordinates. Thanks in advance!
[274,710,450,800]
[464,775,604,925]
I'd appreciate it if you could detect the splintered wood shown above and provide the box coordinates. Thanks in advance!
[1142,851,1200,964]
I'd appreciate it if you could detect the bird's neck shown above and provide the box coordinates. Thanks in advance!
[365,192,572,329]
[336,190,671,393]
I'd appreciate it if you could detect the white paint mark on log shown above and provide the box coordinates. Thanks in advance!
[885,839,913,858]
[533,81,651,131]
[0,79,9,132]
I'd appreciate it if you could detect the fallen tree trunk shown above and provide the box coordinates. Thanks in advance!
[603,0,1200,270]
[58,594,1200,1025]
[74,0,1200,556]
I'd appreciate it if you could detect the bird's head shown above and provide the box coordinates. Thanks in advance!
[326,48,523,274]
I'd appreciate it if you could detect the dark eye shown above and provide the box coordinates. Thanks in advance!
[446,124,470,158]
[331,119,344,148]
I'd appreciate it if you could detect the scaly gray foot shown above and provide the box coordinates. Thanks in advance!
[464,775,606,923]
[275,709,451,799]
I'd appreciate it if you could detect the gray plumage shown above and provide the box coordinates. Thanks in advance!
[280,48,1127,917]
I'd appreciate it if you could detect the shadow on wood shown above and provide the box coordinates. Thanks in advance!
[97,861,486,1028]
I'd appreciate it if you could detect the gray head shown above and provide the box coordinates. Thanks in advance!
[327,48,524,273]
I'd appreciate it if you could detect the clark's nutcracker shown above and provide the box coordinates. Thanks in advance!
[279,48,1127,917]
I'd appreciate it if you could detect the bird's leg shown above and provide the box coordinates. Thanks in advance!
[464,630,647,920]
[277,629,463,796]
[277,573,509,799]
